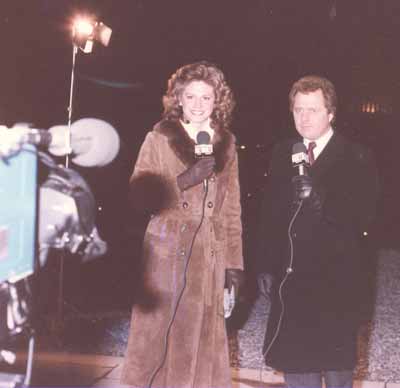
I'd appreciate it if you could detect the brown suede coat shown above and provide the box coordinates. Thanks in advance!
[121,119,243,388]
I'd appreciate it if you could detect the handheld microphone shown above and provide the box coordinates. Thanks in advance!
[195,131,213,157]
[22,128,52,147]
[195,131,213,191]
[291,142,309,176]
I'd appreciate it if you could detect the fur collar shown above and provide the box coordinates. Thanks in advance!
[154,119,234,173]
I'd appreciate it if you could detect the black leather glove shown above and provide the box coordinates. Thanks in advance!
[292,175,313,201]
[225,269,245,303]
[177,156,215,191]
[257,273,273,300]
[292,175,323,214]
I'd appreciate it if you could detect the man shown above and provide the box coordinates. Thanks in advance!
[255,75,379,388]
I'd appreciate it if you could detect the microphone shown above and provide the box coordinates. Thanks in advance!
[291,142,309,176]
[195,131,213,157]
[195,131,213,191]
[48,118,120,167]
[22,128,52,147]
[13,118,120,167]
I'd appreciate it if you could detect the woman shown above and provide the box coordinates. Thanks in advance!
[121,61,244,388]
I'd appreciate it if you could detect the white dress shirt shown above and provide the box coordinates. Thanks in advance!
[303,127,334,161]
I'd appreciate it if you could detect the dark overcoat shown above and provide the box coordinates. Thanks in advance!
[255,132,379,373]
[121,119,243,387]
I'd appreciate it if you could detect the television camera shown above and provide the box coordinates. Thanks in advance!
[0,118,120,386]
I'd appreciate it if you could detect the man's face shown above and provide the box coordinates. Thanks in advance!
[292,89,334,140]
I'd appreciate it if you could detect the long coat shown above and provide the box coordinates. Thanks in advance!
[255,132,379,373]
[121,119,243,388]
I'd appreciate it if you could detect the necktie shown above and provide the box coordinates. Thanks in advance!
[307,141,317,165]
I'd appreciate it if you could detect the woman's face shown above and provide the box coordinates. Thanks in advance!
[179,80,215,126]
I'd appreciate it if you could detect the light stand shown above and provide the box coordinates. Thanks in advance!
[65,44,78,169]
[66,18,113,167]
[51,42,77,340]
[54,17,112,341]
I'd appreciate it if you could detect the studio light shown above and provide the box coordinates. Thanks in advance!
[72,17,112,53]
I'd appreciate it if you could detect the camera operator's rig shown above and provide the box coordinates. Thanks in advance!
[0,120,119,387]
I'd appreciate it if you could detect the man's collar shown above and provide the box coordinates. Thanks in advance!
[303,127,333,147]
[303,127,334,160]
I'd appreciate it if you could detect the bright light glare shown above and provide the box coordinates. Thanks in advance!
[98,24,112,46]
[73,18,94,36]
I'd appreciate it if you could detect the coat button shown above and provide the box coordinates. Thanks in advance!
[207,201,213,208]
[210,176,215,182]
[182,201,189,209]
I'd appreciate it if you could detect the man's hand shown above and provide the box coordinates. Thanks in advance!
[292,175,313,201]
[292,175,324,214]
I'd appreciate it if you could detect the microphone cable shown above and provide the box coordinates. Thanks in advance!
[259,199,304,383]
[146,182,209,388]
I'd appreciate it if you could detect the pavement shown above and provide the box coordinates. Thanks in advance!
[1,248,399,387]
[1,348,399,388]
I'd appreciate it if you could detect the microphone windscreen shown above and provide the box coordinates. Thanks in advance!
[196,131,210,145]
[292,142,307,154]
[71,118,120,167]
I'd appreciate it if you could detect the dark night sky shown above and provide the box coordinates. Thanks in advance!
[3,1,400,134]
[1,0,399,310]
[1,1,399,134]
